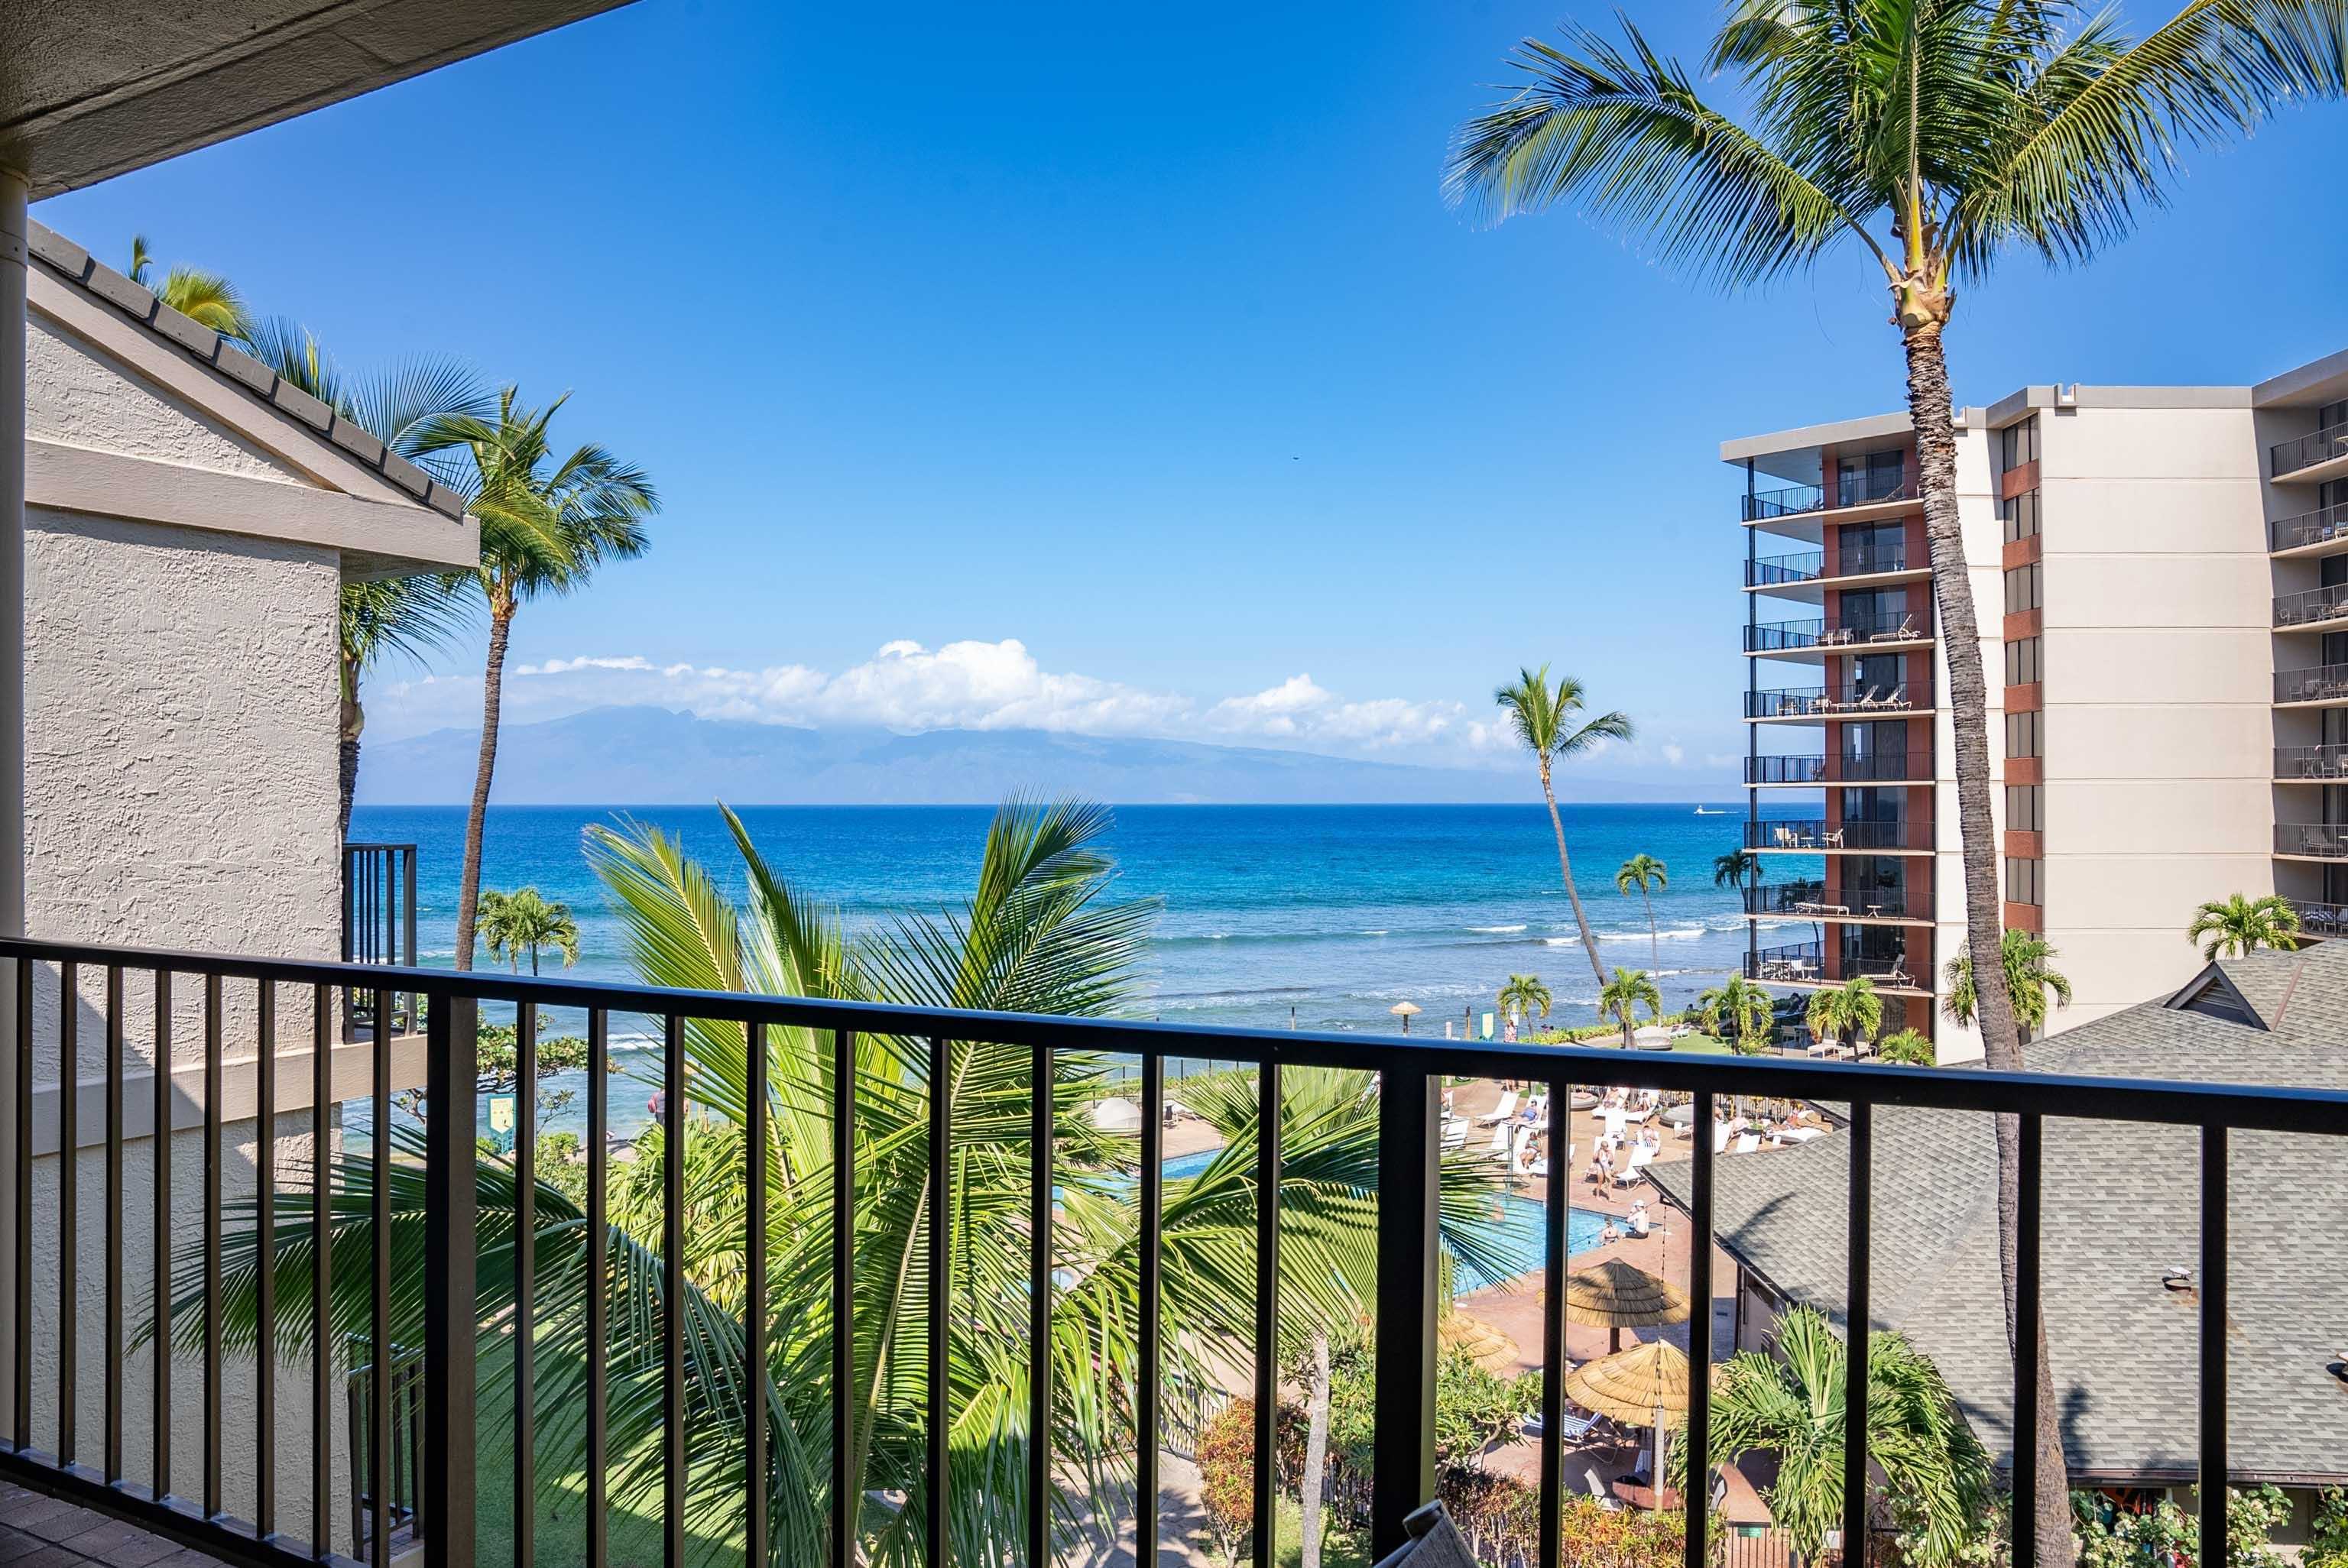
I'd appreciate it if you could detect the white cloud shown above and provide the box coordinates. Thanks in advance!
[373,639,1513,766]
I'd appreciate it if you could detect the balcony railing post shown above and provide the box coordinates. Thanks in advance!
[423,989,478,1568]
[1370,1060,1436,1560]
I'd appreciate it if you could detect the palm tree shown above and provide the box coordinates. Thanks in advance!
[2187,893,2304,961]
[1496,972,1553,1028]
[1615,853,1669,967]
[245,319,492,837]
[126,235,256,345]
[475,886,581,975]
[1876,1028,1936,1067]
[1449,21,2348,1544]
[1712,847,1762,893]
[1803,975,1883,1052]
[1597,966,1662,1048]
[423,389,657,970]
[179,799,1523,1566]
[1494,666,1635,988]
[1695,976,1772,1055]
[1943,930,2073,1046]
[1702,1306,1992,1568]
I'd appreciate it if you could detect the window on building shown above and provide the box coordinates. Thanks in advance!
[2006,710,2043,758]
[2004,562,2042,614]
[2006,784,2044,833]
[2004,636,2042,686]
[2000,489,2041,543]
[1837,449,1909,507]
[2004,856,2044,907]
[1999,416,2040,471]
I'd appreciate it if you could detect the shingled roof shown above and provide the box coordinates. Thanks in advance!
[1651,941,2348,1485]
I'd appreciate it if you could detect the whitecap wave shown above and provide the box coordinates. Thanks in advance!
[1467,923,1528,934]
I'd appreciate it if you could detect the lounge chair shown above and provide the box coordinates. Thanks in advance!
[1367,1503,1479,1568]
[1610,1145,1656,1187]
[1882,683,1908,708]
[1584,1468,1625,1513]
[1733,1133,1761,1155]
[1439,1122,1466,1152]
[1521,1409,1600,1443]
[1475,1090,1519,1127]
[1481,1123,1513,1161]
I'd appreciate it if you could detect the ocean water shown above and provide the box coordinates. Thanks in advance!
[351,801,1806,1041]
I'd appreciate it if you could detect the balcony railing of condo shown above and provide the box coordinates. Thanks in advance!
[1746,818,1929,852]
[2275,745,2348,780]
[1745,880,1931,921]
[1746,751,1933,786]
[3,933,2339,1568]
[2282,897,2348,938]
[1746,608,1932,653]
[2274,663,2348,704]
[1740,474,1918,523]
[1743,483,1826,521]
[2270,501,2348,553]
[2273,583,2348,629]
[1743,542,1911,588]
[342,841,418,1042]
[2271,417,2348,478]
[1745,679,1931,719]
[2276,823,2348,857]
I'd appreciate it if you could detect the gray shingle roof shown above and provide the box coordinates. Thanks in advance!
[24,222,468,522]
[1651,941,2348,1485]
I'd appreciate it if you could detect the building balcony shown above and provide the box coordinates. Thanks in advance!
[1743,938,1924,991]
[1746,679,1933,721]
[2274,583,2348,631]
[1746,817,1930,853]
[1746,751,1934,786]
[2282,898,2348,938]
[2275,746,2348,782]
[1740,474,1918,523]
[2269,501,2348,556]
[2275,822,2348,859]
[1745,608,1932,656]
[2274,663,2348,705]
[2271,417,2348,481]
[1743,879,1931,922]
[1743,542,1915,589]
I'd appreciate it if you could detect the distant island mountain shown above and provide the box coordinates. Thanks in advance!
[355,705,1675,806]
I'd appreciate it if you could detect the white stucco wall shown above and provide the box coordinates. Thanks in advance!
[26,316,310,488]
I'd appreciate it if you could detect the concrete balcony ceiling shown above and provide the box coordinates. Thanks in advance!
[1,0,634,195]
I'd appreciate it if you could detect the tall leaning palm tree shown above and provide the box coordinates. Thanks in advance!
[247,319,492,837]
[1495,666,1635,988]
[1449,14,2347,1553]
[1615,853,1669,967]
[2187,892,2304,960]
[425,389,657,970]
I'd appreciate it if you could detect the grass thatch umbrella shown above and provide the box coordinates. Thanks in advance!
[1562,1257,1689,1353]
[1563,1340,1691,1512]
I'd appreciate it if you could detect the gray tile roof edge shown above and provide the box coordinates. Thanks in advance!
[25,220,468,525]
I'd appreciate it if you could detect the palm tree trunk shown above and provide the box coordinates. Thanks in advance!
[337,735,359,843]
[1644,889,1659,969]
[1299,1330,1330,1568]
[453,605,514,973]
[1902,322,2072,1567]
[1540,759,1609,988]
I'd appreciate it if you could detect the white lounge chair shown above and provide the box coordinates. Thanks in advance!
[1733,1133,1761,1155]
[1439,1122,1466,1152]
[1482,1123,1513,1161]
[1584,1468,1624,1512]
[1476,1090,1519,1127]
[1610,1145,1656,1187]
[1713,1121,1732,1154]
[1521,1409,1599,1444]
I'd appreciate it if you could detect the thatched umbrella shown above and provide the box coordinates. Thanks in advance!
[1438,1312,1521,1372]
[1562,1257,1690,1353]
[1390,1000,1422,1035]
[1563,1340,1691,1509]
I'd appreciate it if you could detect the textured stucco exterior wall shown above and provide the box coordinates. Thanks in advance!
[26,316,306,486]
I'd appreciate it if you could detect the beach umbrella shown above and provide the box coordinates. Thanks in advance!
[1390,1000,1422,1035]
[1563,1340,1691,1514]
[1438,1312,1521,1372]
[1090,1096,1143,1134]
[1562,1257,1690,1353]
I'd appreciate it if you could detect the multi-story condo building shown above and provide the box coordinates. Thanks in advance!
[1728,347,2348,1062]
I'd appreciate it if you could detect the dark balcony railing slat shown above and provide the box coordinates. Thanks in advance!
[1371,1065,1436,1560]
[57,962,76,1470]
[102,966,122,1485]
[1684,1089,1716,1568]
[200,971,219,1515]
[585,1009,610,1568]
[1746,681,1930,719]
[744,1018,768,1568]
[2272,500,2348,552]
[2274,744,2348,779]
[11,957,28,1454]
[663,1012,686,1568]
[2271,418,2348,477]
[2200,1126,2228,1568]
[1745,609,1931,653]
[1137,1051,1164,1568]
[2276,822,2348,857]
[1252,1059,1281,1568]
[2275,662,2348,703]
[1029,1040,1053,1568]
[2012,1113,2042,1568]
[827,1025,851,1568]
[310,982,332,1562]
[422,990,479,1568]
[514,1002,538,1568]
[153,970,174,1502]
[926,1037,950,1568]
[1748,818,1926,852]
[1539,1070,1568,1568]
[255,980,277,1534]
[370,986,391,1560]
[1842,1103,1873,1562]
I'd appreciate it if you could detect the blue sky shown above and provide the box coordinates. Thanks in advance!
[34,1,2348,796]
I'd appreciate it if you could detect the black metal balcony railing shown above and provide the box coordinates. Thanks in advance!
[1746,609,1931,653]
[342,843,419,1041]
[1746,550,1824,587]
[2274,663,2348,703]
[2273,583,2348,629]
[1747,817,1927,851]
[1740,475,1917,523]
[2282,898,2348,937]
[1744,939,1824,980]
[2275,745,2348,780]
[1746,679,1930,719]
[2271,417,2348,478]
[1744,880,1930,921]
[1743,543,1911,588]
[2276,823,2348,858]
[1743,483,1825,521]
[1745,750,1933,786]
[3,935,2341,1568]
[2269,501,2348,553]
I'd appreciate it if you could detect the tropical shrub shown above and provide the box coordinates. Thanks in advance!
[2311,1485,2348,1568]
[1876,1028,1935,1066]
[2072,1484,2293,1568]
[1196,1398,1306,1568]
